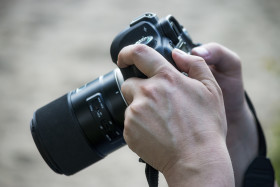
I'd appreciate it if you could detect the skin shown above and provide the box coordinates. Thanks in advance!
[191,43,259,187]
[118,44,235,187]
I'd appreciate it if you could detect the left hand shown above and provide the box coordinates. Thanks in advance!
[192,43,259,187]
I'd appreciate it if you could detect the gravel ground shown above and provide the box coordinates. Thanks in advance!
[0,0,279,186]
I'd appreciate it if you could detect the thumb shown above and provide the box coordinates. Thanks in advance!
[191,43,241,74]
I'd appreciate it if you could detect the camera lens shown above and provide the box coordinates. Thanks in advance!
[30,13,199,176]
[30,69,127,175]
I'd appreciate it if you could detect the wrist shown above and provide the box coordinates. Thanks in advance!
[227,99,258,157]
[163,139,235,187]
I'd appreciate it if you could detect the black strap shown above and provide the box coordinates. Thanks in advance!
[243,156,275,187]
[145,164,159,187]
[245,92,267,156]
[139,158,159,187]
[243,92,275,187]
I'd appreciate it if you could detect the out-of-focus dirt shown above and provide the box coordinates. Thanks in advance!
[0,0,279,186]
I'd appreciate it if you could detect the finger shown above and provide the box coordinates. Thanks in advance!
[191,43,241,73]
[117,44,174,78]
[172,48,216,83]
[121,77,143,105]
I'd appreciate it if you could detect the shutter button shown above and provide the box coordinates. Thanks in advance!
[135,36,156,48]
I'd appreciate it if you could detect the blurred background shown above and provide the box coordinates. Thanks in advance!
[0,0,279,186]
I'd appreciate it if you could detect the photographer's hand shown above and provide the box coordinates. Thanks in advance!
[192,43,259,187]
[118,44,234,187]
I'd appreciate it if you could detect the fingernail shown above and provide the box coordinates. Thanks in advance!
[192,47,210,59]
[173,48,188,56]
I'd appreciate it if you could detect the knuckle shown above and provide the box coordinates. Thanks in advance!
[131,44,149,60]
[214,82,223,97]
[208,42,221,50]
[188,55,207,70]
[117,46,127,63]
[208,42,225,59]
[120,80,134,104]
[139,83,158,101]
[157,66,178,85]
[123,104,141,148]
[127,102,142,116]
[209,42,242,68]
[125,101,145,124]
[123,107,135,136]
[209,80,224,101]
[121,81,129,93]
[206,78,223,96]
[117,44,150,66]
[194,56,207,65]
[120,79,132,94]
[208,42,224,53]
[191,57,208,73]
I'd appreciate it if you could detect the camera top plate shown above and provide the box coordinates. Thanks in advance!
[110,13,199,80]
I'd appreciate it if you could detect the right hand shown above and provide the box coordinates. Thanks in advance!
[192,43,259,187]
[118,44,234,187]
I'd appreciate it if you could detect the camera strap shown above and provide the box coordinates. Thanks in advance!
[139,158,159,187]
[243,92,275,187]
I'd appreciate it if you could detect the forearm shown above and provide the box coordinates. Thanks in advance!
[226,101,258,187]
[163,141,235,187]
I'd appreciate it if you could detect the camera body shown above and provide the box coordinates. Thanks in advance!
[111,13,199,79]
[30,13,199,175]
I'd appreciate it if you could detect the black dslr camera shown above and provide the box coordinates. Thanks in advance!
[30,13,199,175]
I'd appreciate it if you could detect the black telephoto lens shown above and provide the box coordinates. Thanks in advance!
[30,69,127,175]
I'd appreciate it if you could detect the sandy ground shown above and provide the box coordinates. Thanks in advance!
[0,0,279,186]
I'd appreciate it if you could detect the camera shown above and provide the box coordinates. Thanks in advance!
[30,13,199,175]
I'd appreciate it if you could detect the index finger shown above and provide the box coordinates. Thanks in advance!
[117,44,174,78]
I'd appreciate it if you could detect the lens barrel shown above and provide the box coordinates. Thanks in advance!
[30,69,127,175]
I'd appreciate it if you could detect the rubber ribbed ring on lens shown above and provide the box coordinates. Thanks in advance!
[30,93,103,175]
